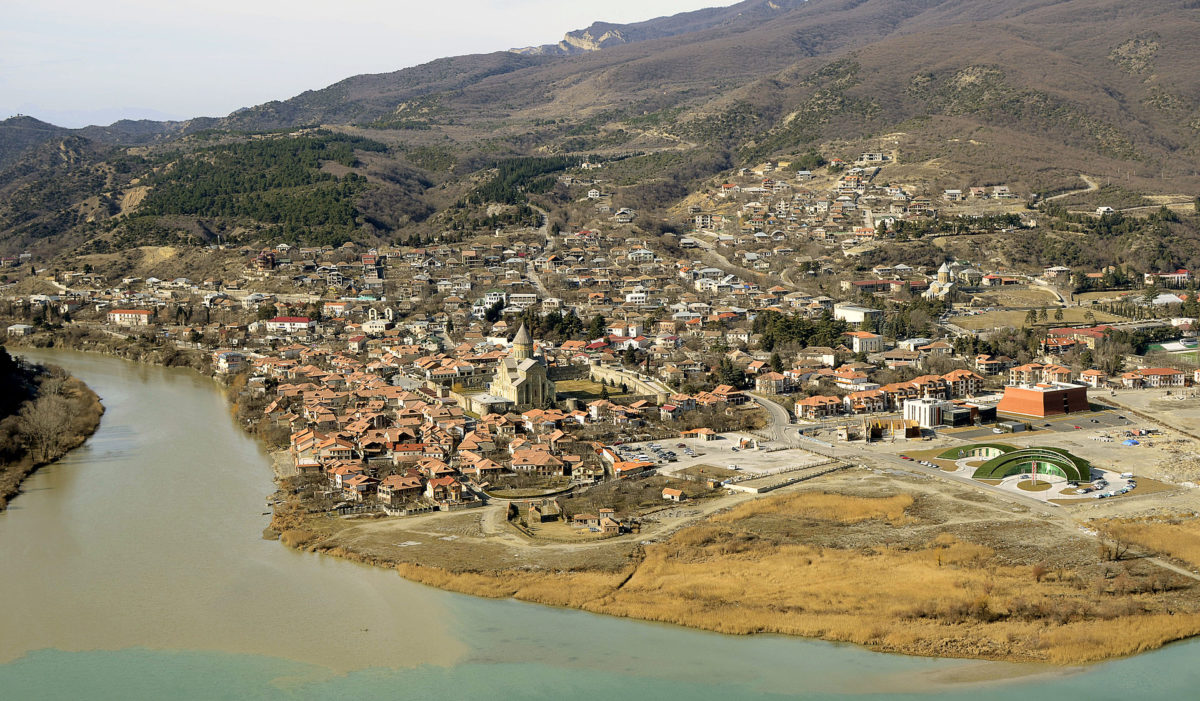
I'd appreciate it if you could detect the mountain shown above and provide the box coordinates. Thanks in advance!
[2,0,1199,259]
[0,117,70,173]
[511,0,809,55]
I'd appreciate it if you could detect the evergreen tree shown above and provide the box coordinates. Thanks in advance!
[716,357,746,389]
[484,299,504,323]
[587,314,606,340]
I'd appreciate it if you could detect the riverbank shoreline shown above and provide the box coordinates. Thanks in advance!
[0,350,105,511]
[15,334,1200,668]
[268,479,1200,667]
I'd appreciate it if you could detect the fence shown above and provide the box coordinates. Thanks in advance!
[724,464,848,494]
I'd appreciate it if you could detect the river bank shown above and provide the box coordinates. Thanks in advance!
[13,332,1200,667]
[272,469,1200,665]
[15,347,1200,700]
[0,346,104,510]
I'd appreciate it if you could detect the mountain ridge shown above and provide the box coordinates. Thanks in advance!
[3,0,1200,259]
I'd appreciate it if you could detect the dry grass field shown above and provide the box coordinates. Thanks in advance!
[590,490,1200,663]
[1099,517,1200,571]
[273,468,1200,663]
[969,287,1061,307]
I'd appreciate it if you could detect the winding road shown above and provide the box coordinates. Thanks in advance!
[749,392,800,446]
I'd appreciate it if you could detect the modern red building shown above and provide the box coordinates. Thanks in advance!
[996,382,1089,418]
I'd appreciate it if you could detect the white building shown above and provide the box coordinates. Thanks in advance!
[107,309,154,326]
[212,350,245,374]
[265,317,316,335]
[833,303,883,328]
[362,319,392,335]
[903,398,951,429]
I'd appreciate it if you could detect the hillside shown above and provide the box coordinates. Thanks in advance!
[2,0,1200,259]
[511,0,808,55]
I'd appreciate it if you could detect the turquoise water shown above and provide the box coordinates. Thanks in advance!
[4,349,1199,700]
[3,639,1200,701]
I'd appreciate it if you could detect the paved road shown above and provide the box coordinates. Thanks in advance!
[748,392,803,446]
[691,233,795,290]
[526,205,555,299]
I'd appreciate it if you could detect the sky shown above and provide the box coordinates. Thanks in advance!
[2,0,733,128]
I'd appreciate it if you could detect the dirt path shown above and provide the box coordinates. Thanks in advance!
[1044,174,1098,202]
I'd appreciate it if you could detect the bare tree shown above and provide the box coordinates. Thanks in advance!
[17,395,72,463]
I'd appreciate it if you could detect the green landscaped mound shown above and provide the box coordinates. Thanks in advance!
[937,443,1015,461]
[971,446,1092,482]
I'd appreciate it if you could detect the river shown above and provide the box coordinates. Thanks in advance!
[2,349,1199,700]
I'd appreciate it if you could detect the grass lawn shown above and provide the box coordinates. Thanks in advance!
[1017,480,1053,492]
[556,378,633,400]
[953,307,1122,331]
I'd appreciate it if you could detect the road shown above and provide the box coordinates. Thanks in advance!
[748,392,803,446]
[691,233,797,290]
[526,205,555,299]
[1044,173,1099,202]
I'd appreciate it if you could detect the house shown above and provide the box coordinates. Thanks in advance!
[795,395,842,419]
[681,427,717,441]
[425,476,464,504]
[341,473,378,502]
[662,487,685,502]
[265,316,317,335]
[212,350,245,374]
[942,369,984,397]
[832,304,883,328]
[844,389,887,414]
[378,474,424,505]
[754,371,789,394]
[1136,368,1186,387]
[843,331,883,354]
[107,309,154,326]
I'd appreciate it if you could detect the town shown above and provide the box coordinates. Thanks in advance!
[5,151,1200,541]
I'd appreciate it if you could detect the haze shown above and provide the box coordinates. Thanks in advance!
[1,0,732,128]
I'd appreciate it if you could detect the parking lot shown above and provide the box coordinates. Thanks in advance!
[616,433,829,477]
[945,409,1133,443]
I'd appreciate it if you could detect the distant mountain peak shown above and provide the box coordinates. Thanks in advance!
[510,0,806,56]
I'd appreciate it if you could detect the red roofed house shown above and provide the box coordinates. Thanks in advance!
[942,369,985,397]
[1078,369,1106,388]
[1135,368,1186,388]
[795,395,842,419]
[425,476,463,504]
[377,474,424,505]
[266,316,317,335]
